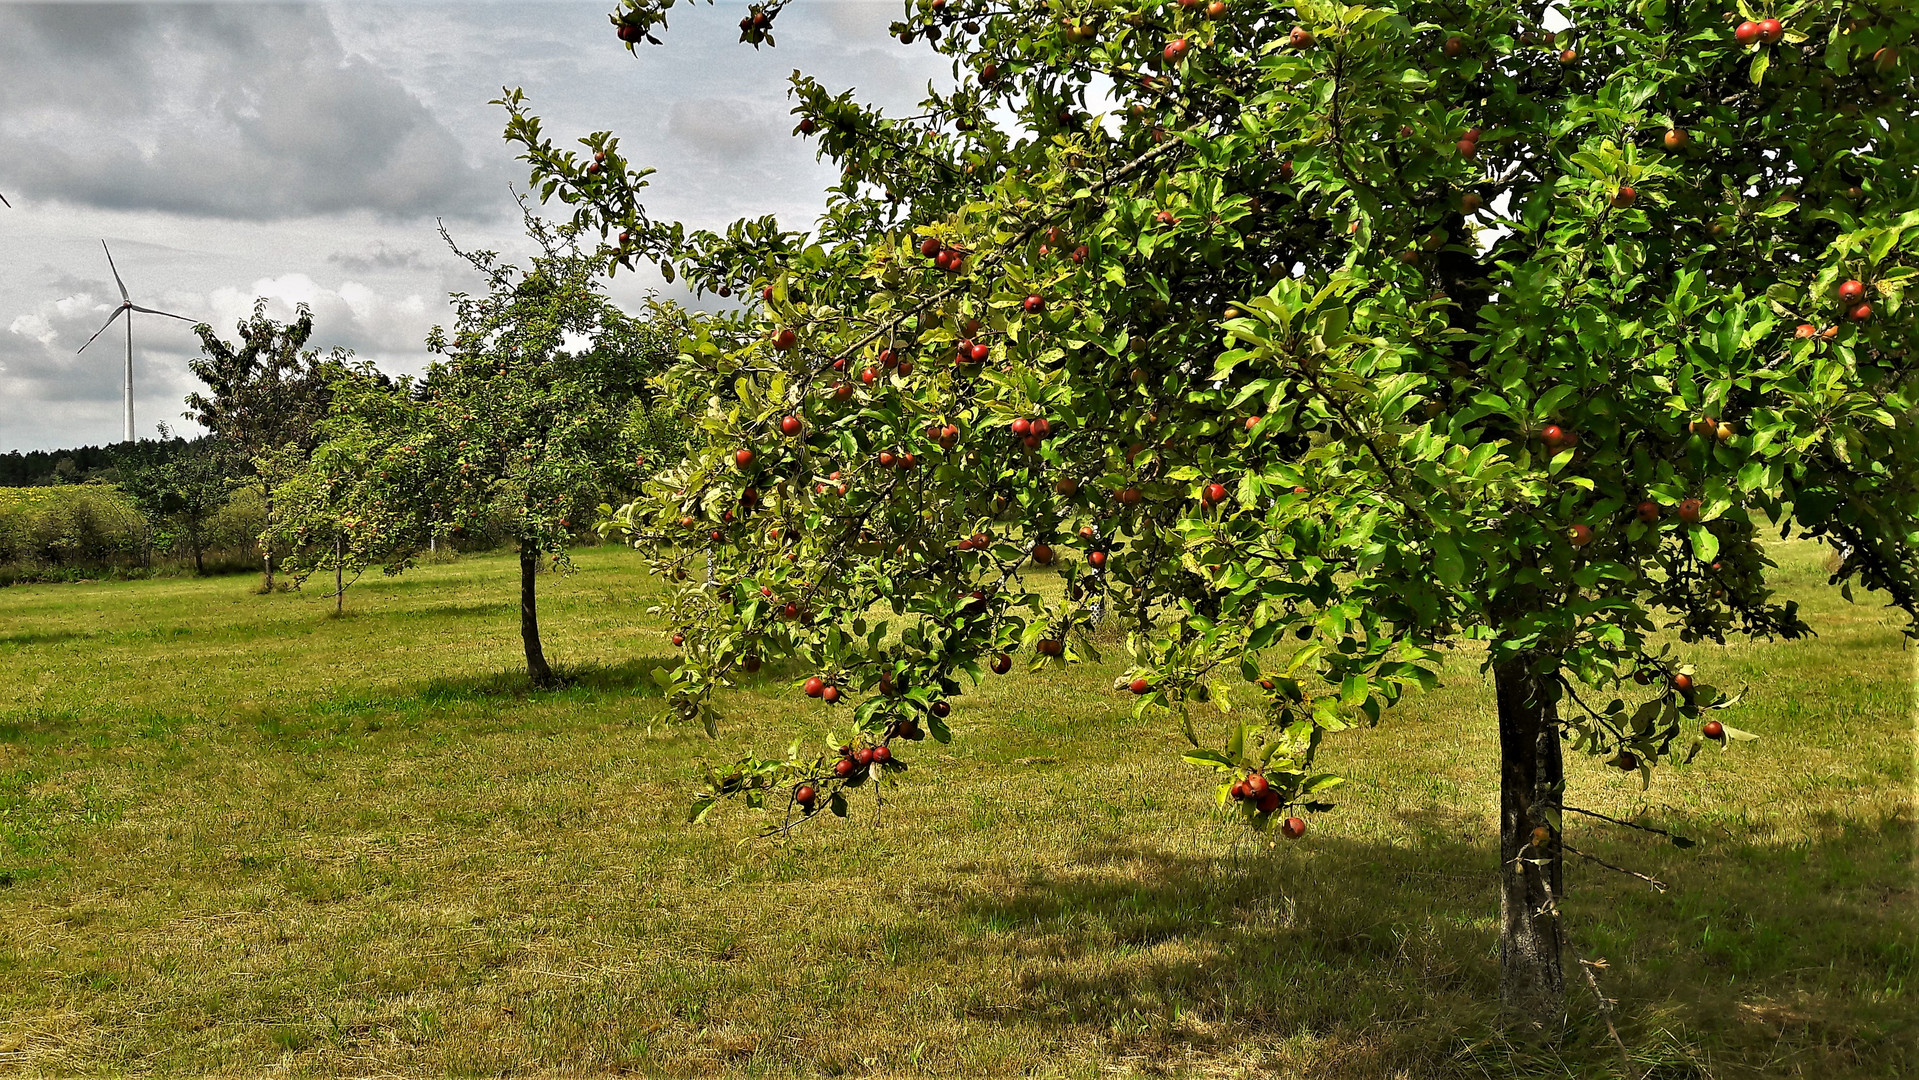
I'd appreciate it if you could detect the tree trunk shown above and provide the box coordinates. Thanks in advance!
[520,544,554,686]
[1495,654,1567,1026]
[335,536,344,615]
[190,524,204,575]
[261,484,276,593]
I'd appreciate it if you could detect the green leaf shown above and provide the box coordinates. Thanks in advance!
[1182,749,1234,768]
[1689,526,1719,565]
[1431,532,1464,588]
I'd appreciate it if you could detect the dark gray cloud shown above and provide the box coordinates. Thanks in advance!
[327,241,433,273]
[0,3,500,221]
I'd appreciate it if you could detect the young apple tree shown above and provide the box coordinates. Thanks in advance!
[316,218,682,684]
[185,302,351,592]
[507,0,1919,1020]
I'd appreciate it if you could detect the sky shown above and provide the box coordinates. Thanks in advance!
[0,0,951,452]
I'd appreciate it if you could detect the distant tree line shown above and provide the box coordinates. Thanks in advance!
[0,436,207,487]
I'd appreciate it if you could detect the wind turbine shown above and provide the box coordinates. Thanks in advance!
[76,241,193,444]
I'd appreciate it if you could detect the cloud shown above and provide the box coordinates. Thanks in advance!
[0,3,499,222]
[327,242,433,273]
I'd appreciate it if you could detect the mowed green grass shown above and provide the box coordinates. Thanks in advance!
[0,540,1909,1078]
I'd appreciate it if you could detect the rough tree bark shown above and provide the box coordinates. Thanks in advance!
[260,484,276,593]
[520,544,554,686]
[1494,653,1567,1024]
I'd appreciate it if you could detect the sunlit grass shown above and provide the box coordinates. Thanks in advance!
[0,538,1909,1077]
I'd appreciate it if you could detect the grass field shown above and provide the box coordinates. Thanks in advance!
[0,539,1910,1078]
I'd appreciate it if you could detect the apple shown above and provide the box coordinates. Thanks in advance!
[1703,719,1724,740]
[1690,415,1717,435]
[1289,26,1314,48]
[617,23,641,42]
[1615,751,1640,771]
[1164,38,1189,62]
[1569,524,1594,547]
[1541,424,1567,449]
[1023,294,1045,313]
[1838,279,1866,303]
[1673,672,1693,695]
[1716,422,1734,441]
[670,633,685,646]
[804,676,826,698]
[1795,323,1817,339]
[1230,781,1248,801]
[861,366,879,385]
[1038,638,1064,657]
[1128,677,1150,695]
[1203,482,1229,506]
[780,415,803,437]
[1033,544,1056,565]
[1677,498,1702,524]
[795,784,816,805]
[772,328,797,351]
[1056,477,1079,496]
[1460,192,1483,214]
[991,653,1012,675]
[1636,500,1660,523]
[1245,773,1269,796]
[1560,47,1578,64]
[1612,186,1637,208]
[743,655,762,673]
[1664,128,1689,150]
[1206,1,1226,17]
[930,699,952,719]
[1457,138,1479,158]
[834,758,854,778]
[1758,17,1783,44]
[1089,551,1108,570]
[1118,487,1142,505]
[1733,20,1760,45]
[1443,35,1464,57]
[1011,418,1031,438]
[1253,789,1279,814]
[855,747,875,765]
[1849,302,1872,323]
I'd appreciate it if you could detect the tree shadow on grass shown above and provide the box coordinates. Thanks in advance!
[894,813,1914,1078]
[0,629,88,648]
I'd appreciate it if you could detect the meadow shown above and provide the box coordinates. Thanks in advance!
[0,537,1910,1078]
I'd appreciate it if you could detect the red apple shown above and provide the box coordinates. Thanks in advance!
[1733,20,1760,45]
[1023,294,1045,313]
[1164,37,1189,62]
[804,676,826,698]
[1664,128,1689,150]
[1038,638,1064,657]
[834,758,854,778]
[1033,544,1055,565]
[1289,26,1314,48]
[670,633,685,646]
[1703,719,1724,739]
[1838,279,1866,303]
[1245,415,1262,432]
[1457,138,1479,158]
[1203,482,1229,506]
[1118,487,1142,505]
[1636,501,1660,523]
[1256,790,1281,813]
[1677,498,1702,524]
[1849,302,1873,322]
[991,653,1012,674]
[795,784,816,805]
[1541,424,1567,448]
[1569,524,1594,547]
[1612,186,1637,208]
[780,415,803,437]
[773,328,797,350]
[1280,815,1306,838]
[1794,323,1817,339]
[1758,17,1782,44]
[1129,677,1150,695]
[1090,551,1108,569]
[1245,773,1269,796]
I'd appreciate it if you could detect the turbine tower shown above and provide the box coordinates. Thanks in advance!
[76,241,193,444]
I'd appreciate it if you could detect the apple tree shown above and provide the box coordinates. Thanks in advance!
[311,218,685,684]
[505,0,1919,1019]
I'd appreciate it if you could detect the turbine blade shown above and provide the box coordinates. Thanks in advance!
[101,240,129,301]
[76,305,128,354]
[129,304,194,322]
[0,192,11,208]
